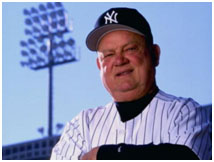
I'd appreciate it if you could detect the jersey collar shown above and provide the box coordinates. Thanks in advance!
[115,87,159,122]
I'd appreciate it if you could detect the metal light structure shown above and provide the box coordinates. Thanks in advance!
[20,2,78,137]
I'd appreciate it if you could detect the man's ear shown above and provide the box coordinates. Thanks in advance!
[96,57,101,70]
[152,44,161,67]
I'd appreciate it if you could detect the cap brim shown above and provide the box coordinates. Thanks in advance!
[86,24,144,51]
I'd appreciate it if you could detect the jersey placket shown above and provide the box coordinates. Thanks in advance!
[116,118,126,144]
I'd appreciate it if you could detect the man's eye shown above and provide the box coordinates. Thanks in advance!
[104,53,114,58]
[127,47,137,51]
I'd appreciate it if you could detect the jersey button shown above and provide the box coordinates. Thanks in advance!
[119,130,125,134]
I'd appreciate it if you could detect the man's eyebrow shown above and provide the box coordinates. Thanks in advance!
[98,49,114,54]
[123,42,138,47]
[98,40,142,53]
[121,41,143,49]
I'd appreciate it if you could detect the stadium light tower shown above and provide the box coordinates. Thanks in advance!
[20,2,78,137]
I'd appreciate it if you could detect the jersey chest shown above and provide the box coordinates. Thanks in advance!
[89,99,172,148]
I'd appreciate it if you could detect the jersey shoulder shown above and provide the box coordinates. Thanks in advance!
[80,101,114,123]
[156,89,200,107]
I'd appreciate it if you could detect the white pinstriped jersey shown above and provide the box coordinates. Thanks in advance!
[50,90,211,160]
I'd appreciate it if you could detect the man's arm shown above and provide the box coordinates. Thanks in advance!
[81,143,199,160]
[97,143,199,160]
[50,111,89,160]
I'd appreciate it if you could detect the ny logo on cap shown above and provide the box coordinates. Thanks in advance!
[104,10,118,24]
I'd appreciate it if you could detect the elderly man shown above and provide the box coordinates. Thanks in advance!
[50,7,211,160]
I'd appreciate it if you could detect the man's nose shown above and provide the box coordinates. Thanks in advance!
[114,53,129,66]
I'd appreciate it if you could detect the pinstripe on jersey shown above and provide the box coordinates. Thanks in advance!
[50,90,211,160]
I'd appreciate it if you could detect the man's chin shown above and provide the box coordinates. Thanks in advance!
[116,83,137,92]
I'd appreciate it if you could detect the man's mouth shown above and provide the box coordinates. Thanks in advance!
[116,69,133,77]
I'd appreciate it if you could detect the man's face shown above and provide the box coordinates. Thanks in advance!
[97,30,158,102]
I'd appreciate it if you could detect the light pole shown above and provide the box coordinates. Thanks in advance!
[20,2,77,137]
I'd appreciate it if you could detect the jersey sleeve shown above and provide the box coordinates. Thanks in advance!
[167,98,211,160]
[50,111,90,160]
[97,143,199,160]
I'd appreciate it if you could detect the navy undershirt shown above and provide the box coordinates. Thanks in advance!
[115,87,159,122]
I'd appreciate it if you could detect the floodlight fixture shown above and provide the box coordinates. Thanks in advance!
[20,2,78,137]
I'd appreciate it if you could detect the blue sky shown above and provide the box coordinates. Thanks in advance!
[2,2,212,146]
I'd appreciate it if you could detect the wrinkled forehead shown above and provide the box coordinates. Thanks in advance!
[97,30,147,51]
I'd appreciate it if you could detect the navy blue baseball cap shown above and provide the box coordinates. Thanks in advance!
[86,7,153,51]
